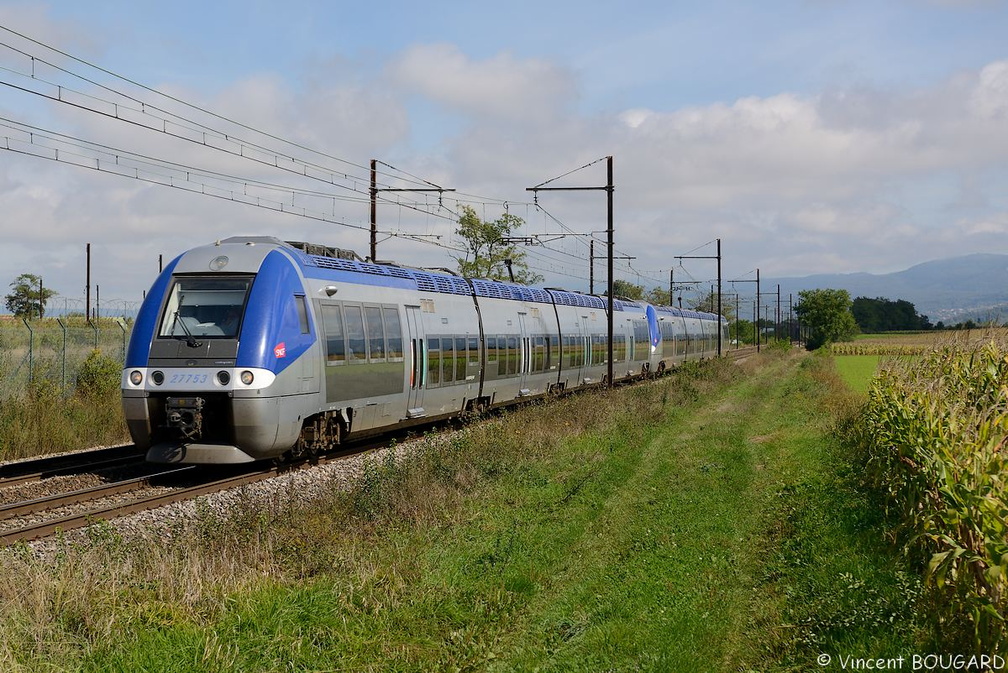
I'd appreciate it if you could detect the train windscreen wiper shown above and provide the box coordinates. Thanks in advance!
[171,310,203,348]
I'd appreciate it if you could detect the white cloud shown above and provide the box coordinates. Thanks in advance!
[970,61,1008,119]
[388,43,576,123]
[4,5,1008,300]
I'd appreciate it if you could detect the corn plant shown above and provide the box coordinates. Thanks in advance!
[854,339,1008,650]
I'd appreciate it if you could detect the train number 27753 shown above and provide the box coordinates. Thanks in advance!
[169,373,209,385]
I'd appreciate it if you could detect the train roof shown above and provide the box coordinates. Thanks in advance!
[216,237,723,320]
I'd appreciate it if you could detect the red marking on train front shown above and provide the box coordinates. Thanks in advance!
[274,342,286,358]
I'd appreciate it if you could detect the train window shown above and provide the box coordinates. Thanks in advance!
[498,336,507,376]
[486,336,497,362]
[344,305,366,363]
[468,336,479,365]
[633,322,649,361]
[533,336,545,372]
[593,335,607,365]
[158,276,252,339]
[365,306,385,361]
[428,338,441,386]
[506,336,518,376]
[443,338,455,384]
[456,337,468,381]
[613,334,625,362]
[321,304,345,365]
[384,308,403,361]
[295,295,310,335]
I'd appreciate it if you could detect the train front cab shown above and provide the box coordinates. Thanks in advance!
[123,243,320,464]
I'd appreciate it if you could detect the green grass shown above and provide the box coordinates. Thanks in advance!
[833,354,880,394]
[0,352,931,671]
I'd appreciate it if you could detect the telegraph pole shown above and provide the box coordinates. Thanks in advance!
[734,293,740,349]
[728,268,760,352]
[777,284,781,340]
[606,156,614,388]
[369,159,455,262]
[85,243,91,322]
[675,238,723,356]
[528,156,615,387]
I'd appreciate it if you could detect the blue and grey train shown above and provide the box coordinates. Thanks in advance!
[121,236,728,464]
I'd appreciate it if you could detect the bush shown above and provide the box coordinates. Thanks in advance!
[75,349,121,399]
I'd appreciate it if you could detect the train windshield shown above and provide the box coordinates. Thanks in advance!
[158,276,253,339]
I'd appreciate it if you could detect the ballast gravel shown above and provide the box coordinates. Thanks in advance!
[21,430,460,556]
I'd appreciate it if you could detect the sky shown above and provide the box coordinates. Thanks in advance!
[1,0,1008,315]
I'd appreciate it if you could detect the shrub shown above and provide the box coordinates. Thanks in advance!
[75,349,121,399]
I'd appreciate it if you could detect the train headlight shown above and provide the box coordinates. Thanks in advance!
[129,370,143,386]
[240,370,254,385]
[216,370,231,385]
[151,371,165,385]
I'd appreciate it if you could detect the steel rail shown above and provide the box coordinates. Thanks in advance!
[1,465,278,545]
[0,445,144,488]
[0,466,195,521]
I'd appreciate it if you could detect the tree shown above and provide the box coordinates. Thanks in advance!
[452,206,543,284]
[5,273,56,319]
[851,296,931,332]
[794,288,858,350]
[608,279,644,300]
[644,287,671,306]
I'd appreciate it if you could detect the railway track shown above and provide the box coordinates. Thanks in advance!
[0,444,146,489]
[1,347,768,546]
[0,464,279,545]
[0,443,377,546]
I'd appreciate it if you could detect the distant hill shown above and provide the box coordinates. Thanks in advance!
[767,254,1008,324]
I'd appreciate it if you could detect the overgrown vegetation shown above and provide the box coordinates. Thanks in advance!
[0,348,127,461]
[845,335,1008,652]
[0,351,931,670]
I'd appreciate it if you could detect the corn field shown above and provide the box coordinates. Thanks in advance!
[853,334,1008,650]
[829,342,930,356]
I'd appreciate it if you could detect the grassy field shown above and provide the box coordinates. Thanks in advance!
[0,350,931,671]
[833,355,880,395]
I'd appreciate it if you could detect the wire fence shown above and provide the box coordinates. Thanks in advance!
[0,318,131,399]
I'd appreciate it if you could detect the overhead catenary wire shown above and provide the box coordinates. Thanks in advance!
[0,34,555,232]
[0,28,684,286]
[0,29,473,224]
[2,27,614,256]
[0,27,398,185]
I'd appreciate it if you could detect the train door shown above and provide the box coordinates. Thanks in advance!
[628,327,635,371]
[685,312,693,360]
[405,305,426,417]
[517,312,530,395]
[580,315,592,382]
